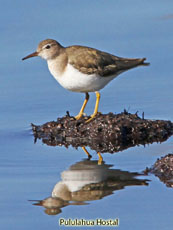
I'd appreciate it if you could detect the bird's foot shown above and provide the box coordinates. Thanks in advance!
[74,113,83,120]
[85,115,95,123]
[85,112,100,123]
[82,147,92,159]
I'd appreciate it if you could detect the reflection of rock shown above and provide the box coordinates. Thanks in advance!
[32,111,173,153]
[32,160,149,215]
[146,154,173,188]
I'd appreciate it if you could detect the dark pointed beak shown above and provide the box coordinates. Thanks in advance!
[22,51,38,60]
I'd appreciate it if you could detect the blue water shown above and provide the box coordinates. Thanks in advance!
[0,0,173,229]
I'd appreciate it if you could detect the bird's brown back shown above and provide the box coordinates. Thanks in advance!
[66,45,149,77]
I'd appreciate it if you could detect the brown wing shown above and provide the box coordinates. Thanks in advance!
[66,45,149,77]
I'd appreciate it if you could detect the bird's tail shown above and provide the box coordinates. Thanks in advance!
[138,58,150,66]
[116,57,150,71]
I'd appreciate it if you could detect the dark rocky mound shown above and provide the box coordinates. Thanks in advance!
[32,111,173,153]
[146,154,173,188]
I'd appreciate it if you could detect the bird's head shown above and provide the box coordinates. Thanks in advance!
[22,39,64,61]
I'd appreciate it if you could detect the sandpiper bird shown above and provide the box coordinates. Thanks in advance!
[22,39,149,122]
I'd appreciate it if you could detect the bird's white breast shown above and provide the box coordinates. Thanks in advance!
[48,61,117,93]
[52,168,108,193]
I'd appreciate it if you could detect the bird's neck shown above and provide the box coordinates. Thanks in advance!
[47,52,68,77]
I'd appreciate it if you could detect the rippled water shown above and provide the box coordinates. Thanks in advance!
[1,0,173,229]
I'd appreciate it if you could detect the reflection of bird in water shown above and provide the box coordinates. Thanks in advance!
[31,160,149,215]
[82,146,103,164]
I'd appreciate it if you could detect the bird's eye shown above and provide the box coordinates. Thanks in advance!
[45,45,51,49]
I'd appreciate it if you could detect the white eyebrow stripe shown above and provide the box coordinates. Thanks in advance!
[43,44,51,49]
[42,43,57,49]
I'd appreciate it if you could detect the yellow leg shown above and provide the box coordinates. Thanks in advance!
[97,152,103,165]
[82,146,92,159]
[75,93,89,120]
[86,91,100,123]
